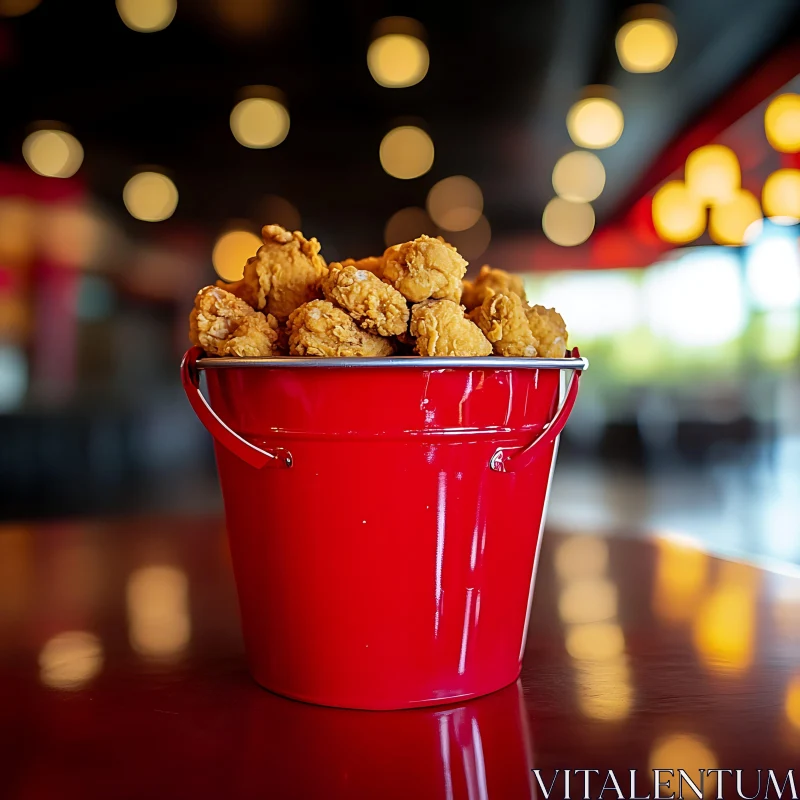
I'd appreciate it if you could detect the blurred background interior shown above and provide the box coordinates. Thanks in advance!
[1,0,799,566]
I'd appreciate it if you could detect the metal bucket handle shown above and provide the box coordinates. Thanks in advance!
[181,346,293,470]
[489,346,582,473]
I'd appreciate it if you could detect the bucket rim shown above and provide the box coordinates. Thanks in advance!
[195,355,589,371]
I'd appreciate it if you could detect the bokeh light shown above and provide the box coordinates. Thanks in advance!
[384,206,437,247]
[440,215,491,262]
[39,631,103,690]
[566,96,624,149]
[558,578,618,625]
[552,150,606,202]
[116,0,176,32]
[213,229,262,281]
[649,734,718,800]
[542,197,595,246]
[123,172,179,222]
[258,195,301,231]
[230,96,290,149]
[22,129,83,179]
[0,0,40,16]
[708,189,761,245]
[554,535,609,580]
[573,656,632,721]
[762,169,800,219]
[685,144,740,204]
[786,676,800,730]
[651,180,705,243]
[379,126,434,180]
[565,621,625,660]
[367,32,429,88]
[127,566,191,659]
[652,538,709,623]
[764,93,800,153]
[745,223,800,310]
[427,175,484,232]
[615,16,677,73]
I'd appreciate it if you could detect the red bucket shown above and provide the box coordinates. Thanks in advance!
[182,346,586,710]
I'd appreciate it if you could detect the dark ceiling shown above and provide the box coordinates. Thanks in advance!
[1,0,799,260]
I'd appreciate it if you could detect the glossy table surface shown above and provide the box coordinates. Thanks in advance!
[2,517,800,799]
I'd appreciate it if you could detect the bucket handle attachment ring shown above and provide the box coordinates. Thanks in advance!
[489,346,582,473]
[181,346,292,470]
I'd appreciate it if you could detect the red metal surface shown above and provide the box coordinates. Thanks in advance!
[189,353,577,709]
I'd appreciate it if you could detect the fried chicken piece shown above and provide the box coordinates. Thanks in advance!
[410,299,492,357]
[382,235,467,304]
[219,224,327,322]
[287,299,395,357]
[470,291,538,357]
[527,304,568,358]
[462,265,527,311]
[322,262,409,337]
[189,285,280,357]
[341,255,384,280]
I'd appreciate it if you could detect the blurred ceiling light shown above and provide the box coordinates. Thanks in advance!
[685,144,740,204]
[213,229,262,281]
[565,621,625,661]
[558,578,618,625]
[39,631,103,690]
[652,539,708,623]
[764,93,800,153]
[552,150,605,203]
[440,215,491,262]
[649,735,718,800]
[0,0,40,16]
[762,169,800,219]
[693,581,755,673]
[542,197,595,246]
[786,676,800,730]
[615,15,677,73]
[645,251,746,346]
[651,180,705,243]
[123,172,179,222]
[230,95,290,149]
[384,206,437,247]
[708,189,761,245]
[745,224,800,310]
[566,95,624,149]
[367,21,429,88]
[427,175,484,232]
[380,126,434,180]
[573,656,632,721]
[554,536,609,581]
[258,195,301,231]
[22,129,83,179]
[116,0,176,32]
[127,566,191,659]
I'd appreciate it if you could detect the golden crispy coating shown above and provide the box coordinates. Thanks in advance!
[470,291,538,357]
[287,300,395,357]
[382,235,467,303]
[410,299,492,357]
[461,265,527,311]
[220,224,327,322]
[322,262,409,337]
[527,304,568,358]
[189,285,280,357]
[341,255,385,279]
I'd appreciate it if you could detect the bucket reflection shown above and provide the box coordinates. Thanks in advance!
[240,680,535,799]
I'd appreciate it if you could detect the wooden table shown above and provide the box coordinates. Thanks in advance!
[2,517,799,799]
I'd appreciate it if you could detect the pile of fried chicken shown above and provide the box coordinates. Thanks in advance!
[189,224,568,358]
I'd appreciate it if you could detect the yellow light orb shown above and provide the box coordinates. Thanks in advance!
[616,17,677,73]
[764,93,800,153]
[542,198,595,246]
[652,180,705,243]
[39,631,103,690]
[685,144,740,204]
[213,230,262,281]
[22,129,83,178]
[566,97,624,149]
[123,172,179,222]
[440,215,491,261]
[379,126,434,180]
[708,189,762,245]
[787,676,800,730]
[426,175,483,232]
[762,169,800,219]
[116,0,176,32]
[230,96,290,149]
[367,33,429,88]
[384,207,437,247]
[552,150,606,202]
